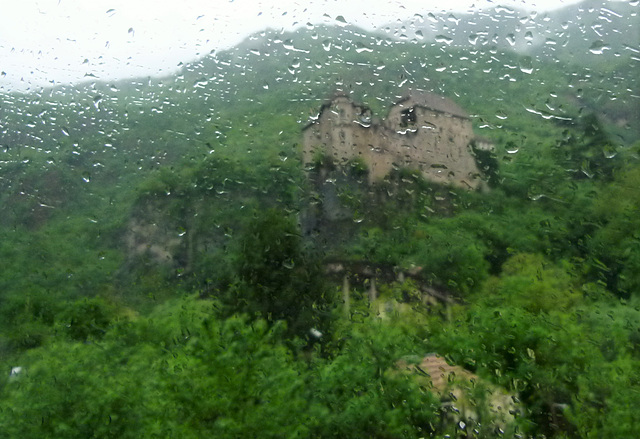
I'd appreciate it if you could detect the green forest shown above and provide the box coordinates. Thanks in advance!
[1,4,640,437]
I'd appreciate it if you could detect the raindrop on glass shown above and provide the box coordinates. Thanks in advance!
[355,42,373,53]
[589,40,609,55]
[435,35,453,45]
[93,95,103,110]
[519,56,534,74]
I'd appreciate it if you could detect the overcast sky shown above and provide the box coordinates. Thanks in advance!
[0,0,596,92]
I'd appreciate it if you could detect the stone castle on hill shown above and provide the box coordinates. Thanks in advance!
[302,91,492,189]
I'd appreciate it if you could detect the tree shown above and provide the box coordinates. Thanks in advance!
[60,296,118,341]
[557,113,620,181]
[229,208,332,339]
[481,253,581,314]
[404,221,490,295]
[587,164,640,297]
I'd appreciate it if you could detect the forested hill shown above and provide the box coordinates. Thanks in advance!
[1,8,640,437]
[387,0,638,64]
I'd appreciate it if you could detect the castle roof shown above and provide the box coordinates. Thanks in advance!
[396,91,469,119]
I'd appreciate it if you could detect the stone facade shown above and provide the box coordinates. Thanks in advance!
[302,91,485,189]
[395,354,519,429]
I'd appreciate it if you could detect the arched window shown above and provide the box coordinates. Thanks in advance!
[401,107,417,126]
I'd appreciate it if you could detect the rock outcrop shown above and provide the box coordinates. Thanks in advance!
[395,354,519,432]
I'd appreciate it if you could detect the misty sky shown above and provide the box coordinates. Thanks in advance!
[0,0,603,92]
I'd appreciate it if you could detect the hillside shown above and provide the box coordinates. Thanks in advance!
[1,6,640,437]
[388,0,639,62]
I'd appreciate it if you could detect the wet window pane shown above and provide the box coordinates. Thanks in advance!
[1,1,639,437]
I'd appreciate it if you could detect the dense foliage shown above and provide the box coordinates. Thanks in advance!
[1,7,639,438]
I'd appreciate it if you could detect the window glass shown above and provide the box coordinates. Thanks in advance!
[1,1,639,437]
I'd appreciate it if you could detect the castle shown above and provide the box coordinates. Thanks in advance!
[302,91,490,189]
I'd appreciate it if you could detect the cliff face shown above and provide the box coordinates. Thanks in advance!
[302,92,484,189]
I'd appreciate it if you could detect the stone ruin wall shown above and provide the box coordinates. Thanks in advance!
[303,95,482,189]
[302,96,393,180]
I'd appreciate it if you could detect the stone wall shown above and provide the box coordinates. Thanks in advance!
[302,92,483,189]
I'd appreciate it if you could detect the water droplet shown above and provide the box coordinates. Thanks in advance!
[435,35,453,45]
[519,56,534,74]
[527,348,536,359]
[82,172,91,183]
[603,145,617,159]
[355,42,372,53]
[61,127,70,136]
[396,128,418,135]
[495,5,515,14]
[581,160,594,179]
[506,34,516,46]
[468,34,479,45]
[93,95,102,110]
[589,40,609,54]
[283,39,295,50]
[322,40,332,51]
[335,15,348,26]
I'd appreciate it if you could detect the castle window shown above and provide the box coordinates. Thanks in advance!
[358,109,372,125]
[401,107,417,126]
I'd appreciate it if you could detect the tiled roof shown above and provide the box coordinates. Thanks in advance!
[397,90,469,119]
[418,354,477,392]
[396,353,478,394]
